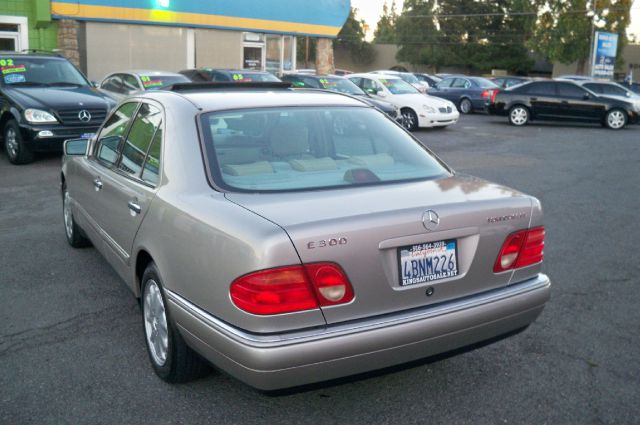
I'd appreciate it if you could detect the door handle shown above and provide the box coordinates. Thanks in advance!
[128,200,142,215]
[93,177,103,191]
[530,97,538,101]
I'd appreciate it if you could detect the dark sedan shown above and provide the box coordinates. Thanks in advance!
[179,68,280,83]
[489,80,639,129]
[281,73,400,121]
[429,76,499,114]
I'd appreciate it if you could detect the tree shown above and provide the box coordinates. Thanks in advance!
[336,7,377,64]
[374,1,399,43]
[529,0,632,74]
[396,0,534,73]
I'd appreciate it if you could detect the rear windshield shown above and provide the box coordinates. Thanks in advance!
[140,74,190,90]
[200,106,449,192]
[0,56,88,86]
[473,78,500,88]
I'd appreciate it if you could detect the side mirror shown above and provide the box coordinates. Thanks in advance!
[64,138,89,156]
[583,93,591,100]
[377,90,387,97]
[90,80,98,88]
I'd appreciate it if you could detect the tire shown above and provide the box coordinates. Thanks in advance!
[3,119,34,165]
[62,185,91,248]
[604,108,627,130]
[141,263,211,383]
[459,98,473,114]
[401,108,419,131]
[508,105,530,126]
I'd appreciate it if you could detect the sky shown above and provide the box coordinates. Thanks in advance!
[350,0,640,41]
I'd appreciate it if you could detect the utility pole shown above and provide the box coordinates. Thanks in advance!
[587,0,597,77]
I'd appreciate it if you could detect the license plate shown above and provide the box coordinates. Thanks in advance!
[398,240,458,286]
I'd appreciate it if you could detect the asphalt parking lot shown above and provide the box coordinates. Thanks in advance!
[1,115,639,424]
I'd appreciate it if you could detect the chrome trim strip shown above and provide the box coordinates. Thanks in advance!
[166,273,550,348]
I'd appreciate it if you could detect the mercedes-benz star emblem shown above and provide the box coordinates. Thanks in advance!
[422,210,440,231]
[78,110,91,122]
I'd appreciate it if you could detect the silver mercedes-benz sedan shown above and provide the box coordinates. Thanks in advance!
[61,82,550,390]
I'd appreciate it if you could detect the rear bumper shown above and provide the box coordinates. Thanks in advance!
[167,273,550,390]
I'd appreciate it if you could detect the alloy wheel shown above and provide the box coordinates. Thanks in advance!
[5,127,18,160]
[460,99,472,114]
[510,107,528,125]
[63,190,74,240]
[144,279,169,366]
[607,110,625,129]
[402,111,416,130]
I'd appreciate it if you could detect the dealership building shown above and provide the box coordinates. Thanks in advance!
[0,0,350,79]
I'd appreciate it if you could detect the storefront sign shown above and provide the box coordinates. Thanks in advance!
[50,0,350,38]
[591,31,618,80]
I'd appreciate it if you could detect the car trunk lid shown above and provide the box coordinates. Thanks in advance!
[226,175,534,324]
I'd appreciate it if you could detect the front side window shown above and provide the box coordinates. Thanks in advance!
[100,75,123,93]
[95,103,138,165]
[200,107,449,192]
[118,103,162,179]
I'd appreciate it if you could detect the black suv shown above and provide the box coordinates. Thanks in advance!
[0,51,116,164]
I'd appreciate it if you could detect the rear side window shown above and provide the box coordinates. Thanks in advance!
[526,82,556,96]
[118,103,162,179]
[557,83,586,98]
[436,78,454,88]
[200,107,449,192]
[451,78,469,88]
[95,102,138,165]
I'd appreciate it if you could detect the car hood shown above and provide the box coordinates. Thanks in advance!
[4,85,114,111]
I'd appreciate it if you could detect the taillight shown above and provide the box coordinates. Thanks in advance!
[481,89,490,98]
[230,263,354,315]
[491,89,499,103]
[494,227,545,273]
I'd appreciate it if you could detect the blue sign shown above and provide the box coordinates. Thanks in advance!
[591,31,618,79]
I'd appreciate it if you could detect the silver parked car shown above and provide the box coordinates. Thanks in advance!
[61,82,550,390]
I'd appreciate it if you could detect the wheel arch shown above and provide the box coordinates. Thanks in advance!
[0,110,20,137]
[135,249,155,298]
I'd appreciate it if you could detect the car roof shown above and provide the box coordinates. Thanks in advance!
[348,73,401,80]
[0,51,66,60]
[123,70,185,77]
[141,88,369,112]
[284,73,344,79]
[201,68,272,74]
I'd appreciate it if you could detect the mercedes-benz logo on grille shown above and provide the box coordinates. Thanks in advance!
[422,210,440,231]
[78,110,91,122]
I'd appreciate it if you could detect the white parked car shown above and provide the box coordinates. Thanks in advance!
[349,73,459,131]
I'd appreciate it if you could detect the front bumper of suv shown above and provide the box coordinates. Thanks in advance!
[19,123,98,152]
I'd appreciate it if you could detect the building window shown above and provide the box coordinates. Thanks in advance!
[242,32,296,75]
[0,16,28,52]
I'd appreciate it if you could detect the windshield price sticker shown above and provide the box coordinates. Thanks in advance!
[232,74,253,82]
[1,64,26,75]
[319,78,337,88]
[398,240,458,286]
[140,75,163,88]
